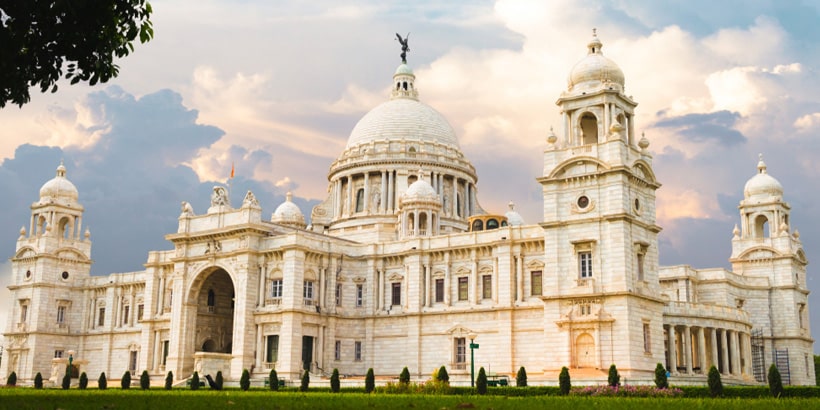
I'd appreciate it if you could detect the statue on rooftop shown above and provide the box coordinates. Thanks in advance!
[396,32,410,63]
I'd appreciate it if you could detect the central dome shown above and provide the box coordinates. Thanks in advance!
[346,98,460,149]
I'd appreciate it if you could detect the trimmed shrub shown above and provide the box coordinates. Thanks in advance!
[6,371,17,386]
[300,370,310,392]
[654,363,668,389]
[62,371,71,390]
[98,372,107,390]
[607,364,620,387]
[269,369,279,391]
[240,369,250,391]
[330,368,340,393]
[559,366,571,395]
[399,367,410,384]
[365,368,375,393]
[707,365,722,397]
[437,366,449,384]
[79,372,88,390]
[516,366,527,387]
[768,364,784,398]
[34,372,43,389]
[140,370,150,390]
[164,371,173,390]
[190,371,200,391]
[215,371,224,390]
[121,371,131,389]
[476,367,487,395]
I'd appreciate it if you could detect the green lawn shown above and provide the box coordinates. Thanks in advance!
[1,390,819,410]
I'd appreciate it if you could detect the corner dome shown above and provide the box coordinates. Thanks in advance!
[405,177,437,199]
[744,155,783,200]
[346,98,460,149]
[568,29,625,92]
[505,201,525,226]
[39,162,79,202]
[272,192,306,228]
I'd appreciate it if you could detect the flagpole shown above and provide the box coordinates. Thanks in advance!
[228,162,235,206]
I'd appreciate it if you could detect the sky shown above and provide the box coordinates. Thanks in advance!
[1,0,820,350]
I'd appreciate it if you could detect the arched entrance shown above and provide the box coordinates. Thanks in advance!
[575,333,596,368]
[193,268,235,354]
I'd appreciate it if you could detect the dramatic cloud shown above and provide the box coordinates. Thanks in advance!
[654,111,747,146]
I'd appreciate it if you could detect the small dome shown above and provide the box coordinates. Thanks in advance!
[505,201,525,226]
[395,63,414,75]
[272,192,306,228]
[744,155,783,200]
[39,162,79,202]
[568,29,625,92]
[405,175,437,199]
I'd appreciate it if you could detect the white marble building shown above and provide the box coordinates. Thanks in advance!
[2,32,814,386]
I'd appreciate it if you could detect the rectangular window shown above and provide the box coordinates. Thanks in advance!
[435,278,444,303]
[137,304,144,322]
[98,307,106,327]
[266,335,279,363]
[335,283,343,307]
[579,252,593,278]
[20,304,27,323]
[304,281,315,304]
[455,337,466,367]
[391,283,401,306]
[482,275,492,300]
[54,350,64,359]
[637,253,645,281]
[129,351,138,372]
[122,305,130,326]
[354,341,362,361]
[334,340,341,361]
[356,284,364,307]
[270,279,283,298]
[643,323,651,353]
[531,271,542,296]
[458,277,468,301]
[57,306,66,324]
[162,340,170,365]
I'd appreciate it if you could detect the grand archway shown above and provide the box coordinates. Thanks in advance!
[192,268,235,354]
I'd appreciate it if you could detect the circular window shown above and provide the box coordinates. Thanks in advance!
[577,196,590,209]
[634,198,640,210]
[25,270,31,279]
[61,271,69,280]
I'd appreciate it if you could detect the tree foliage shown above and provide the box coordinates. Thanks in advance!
[164,371,173,390]
[559,366,571,395]
[214,371,224,391]
[6,371,16,386]
[707,365,722,397]
[240,369,250,391]
[437,366,449,384]
[98,372,107,390]
[62,366,71,390]
[768,364,784,398]
[190,371,200,391]
[399,367,410,384]
[33,372,43,389]
[516,366,527,387]
[654,363,668,389]
[365,368,375,393]
[300,370,310,392]
[269,369,279,391]
[607,364,620,387]
[476,367,487,395]
[79,372,88,390]
[0,0,154,108]
[330,368,340,393]
[140,370,150,390]
[121,371,131,389]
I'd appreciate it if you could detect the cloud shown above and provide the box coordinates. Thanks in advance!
[654,111,747,146]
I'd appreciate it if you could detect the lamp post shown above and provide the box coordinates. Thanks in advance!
[68,350,75,378]
[468,332,479,387]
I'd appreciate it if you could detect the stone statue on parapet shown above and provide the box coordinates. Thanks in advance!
[396,32,410,63]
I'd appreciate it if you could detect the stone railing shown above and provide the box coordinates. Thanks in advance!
[664,301,750,324]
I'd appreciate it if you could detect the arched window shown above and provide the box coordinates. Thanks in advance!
[58,217,71,239]
[486,219,499,230]
[471,219,483,231]
[418,212,428,235]
[754,214,770,238]
[403,81,408,90]
[355,188,365,213]
[580,113,598,145]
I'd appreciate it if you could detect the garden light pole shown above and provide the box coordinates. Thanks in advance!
[68,350,75,378]
[468,332,479,387]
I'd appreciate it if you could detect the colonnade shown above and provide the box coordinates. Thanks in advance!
[664,324,752,377]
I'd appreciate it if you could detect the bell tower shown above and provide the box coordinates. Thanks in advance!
[538,30,665,377]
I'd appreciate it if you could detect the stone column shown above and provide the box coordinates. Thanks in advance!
[516,255,524,303]
[710,328,718,371]
[346,175,353,217]
[668,325,677,374]
[720,329,729,374]
[744,333,753,375]
[452,177,458,217]
[387,171,394,212]
[363,172,370,213]
[466,184,471,216]
[731,330,740,376]
[697,327,707,373]
[380,171,387,214]
[257,265,266,307]
[684,326,693,374]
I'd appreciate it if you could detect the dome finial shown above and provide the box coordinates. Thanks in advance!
[508,201,515,210]
[588,28,603,55]
[396,32,410,64]
[286,191,293,202]
[757,153,767,174]
[56,160,66,177]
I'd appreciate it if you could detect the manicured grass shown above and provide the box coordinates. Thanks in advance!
[0,389,819,410]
